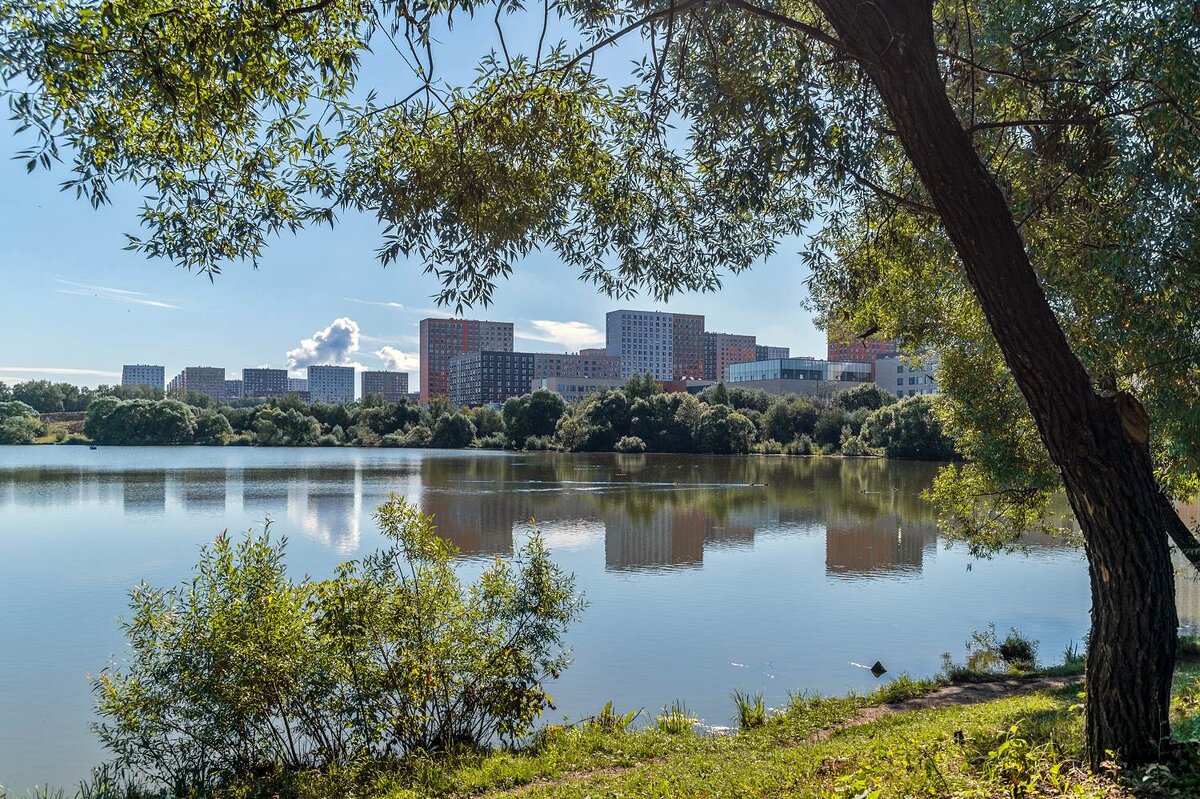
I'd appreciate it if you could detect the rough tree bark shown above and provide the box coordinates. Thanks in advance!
[810,0,1181,767]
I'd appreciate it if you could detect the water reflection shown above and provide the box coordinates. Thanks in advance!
[0,448,1104,794]
[0,453,1084,576]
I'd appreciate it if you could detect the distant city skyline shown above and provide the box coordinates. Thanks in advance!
[0,115,824,391]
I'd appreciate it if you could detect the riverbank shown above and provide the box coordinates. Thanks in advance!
[42,658,1200,799]
[297,659,1200,799]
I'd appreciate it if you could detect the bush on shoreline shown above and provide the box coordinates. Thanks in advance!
[92,497,583,795]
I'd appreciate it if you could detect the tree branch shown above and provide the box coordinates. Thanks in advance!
[838,163,938,215]
[561,0,845,75]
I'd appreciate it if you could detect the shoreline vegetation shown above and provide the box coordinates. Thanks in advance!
[0,378,956,460]
[9,499,1200,799]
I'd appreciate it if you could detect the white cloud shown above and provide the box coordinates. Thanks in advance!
[515,320,605,350]
[376,346,419,372]
[359,332,419,347]
[286,317,362,374]
[54,278,178,309]
[342,297,447,317]
[0,366,121,377]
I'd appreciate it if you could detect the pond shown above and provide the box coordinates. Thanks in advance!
[0,446,1106,791]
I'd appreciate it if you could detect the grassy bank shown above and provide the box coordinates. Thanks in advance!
[14,662,1200,799]
[367,665,1199,799]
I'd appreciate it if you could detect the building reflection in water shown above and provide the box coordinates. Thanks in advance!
[825,513,937,578]
[287,468,362,554]
[241,468,290,520]
[3,453,1155,585]
[176,468,227,514]
[122,471,166,516]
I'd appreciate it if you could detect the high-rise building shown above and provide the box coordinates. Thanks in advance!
[827,334,897,363]
[361,370,410,401]
[242,367,289,398]
[167,367,226,401]
[308,365,355,404]
[224,380,244,400]
[448,351,535,407]
[755,345,790,361]
[287,377,308,394]
[703,332,757,381]
[121,364,164,389]
[419,318,514,401]
[532,351,621,380]
[605,310,706,380]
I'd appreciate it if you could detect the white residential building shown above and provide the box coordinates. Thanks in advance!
[874,354,940,398]
[121,364,164,389]
[605,310,705,381]
[307,365,355,404]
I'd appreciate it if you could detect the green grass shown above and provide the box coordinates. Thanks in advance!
[354,667,1200,799]
[18,657,1200,799]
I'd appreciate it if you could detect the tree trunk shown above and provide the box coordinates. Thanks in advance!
[811,0,1179,767]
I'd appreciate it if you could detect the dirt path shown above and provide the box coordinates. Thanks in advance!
[493,675,1080,796]
[799,675,1079,745]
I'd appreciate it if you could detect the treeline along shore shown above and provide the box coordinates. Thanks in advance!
[0,376,955,460]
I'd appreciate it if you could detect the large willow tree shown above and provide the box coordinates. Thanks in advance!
[4,0,1200,767]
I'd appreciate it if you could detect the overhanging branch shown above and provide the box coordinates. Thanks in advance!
[561,0,846,74]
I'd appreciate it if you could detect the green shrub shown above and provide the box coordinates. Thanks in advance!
[655,700,696,735]
[732,690,767,729]
[430,412,476,448]
[402,424,432,447]
[614,435,647,453]
[860,395,956,461]
[590,701,640,734]
[840,433,871,456]
[475,432,509,449]
[524,434,558,451]
[0,414,44,444]
[93,498,584,793]
[784,435,814,456]
[998,629,1039,670]
[942,624,1041,679]
[753,438,783,455]
[696,405,757,454]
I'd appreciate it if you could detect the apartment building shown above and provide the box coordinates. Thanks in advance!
[827,334,898,363]
[755,345,790,361]
[532,351,621,380]
[419,318,514,401]
[121,364,164,389]
[605,310,705,380]
[242,367,289,399]
[875,354,940,398]
[361,370,410,402]
[533,376,625,404]
[224,380,244,400]
[308,365,355,404]
[448,350,535,407]
[167,367,226,402]
[703,332,758,381]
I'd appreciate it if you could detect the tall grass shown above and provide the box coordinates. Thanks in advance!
[732,690,767,729]
[655,700,696,735]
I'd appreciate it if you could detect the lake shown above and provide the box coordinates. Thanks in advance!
[0,446,1120,791]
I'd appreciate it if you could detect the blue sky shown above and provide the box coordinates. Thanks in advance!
[0,15,827,389]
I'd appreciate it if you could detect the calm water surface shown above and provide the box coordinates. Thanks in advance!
[0,447,1104,791]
